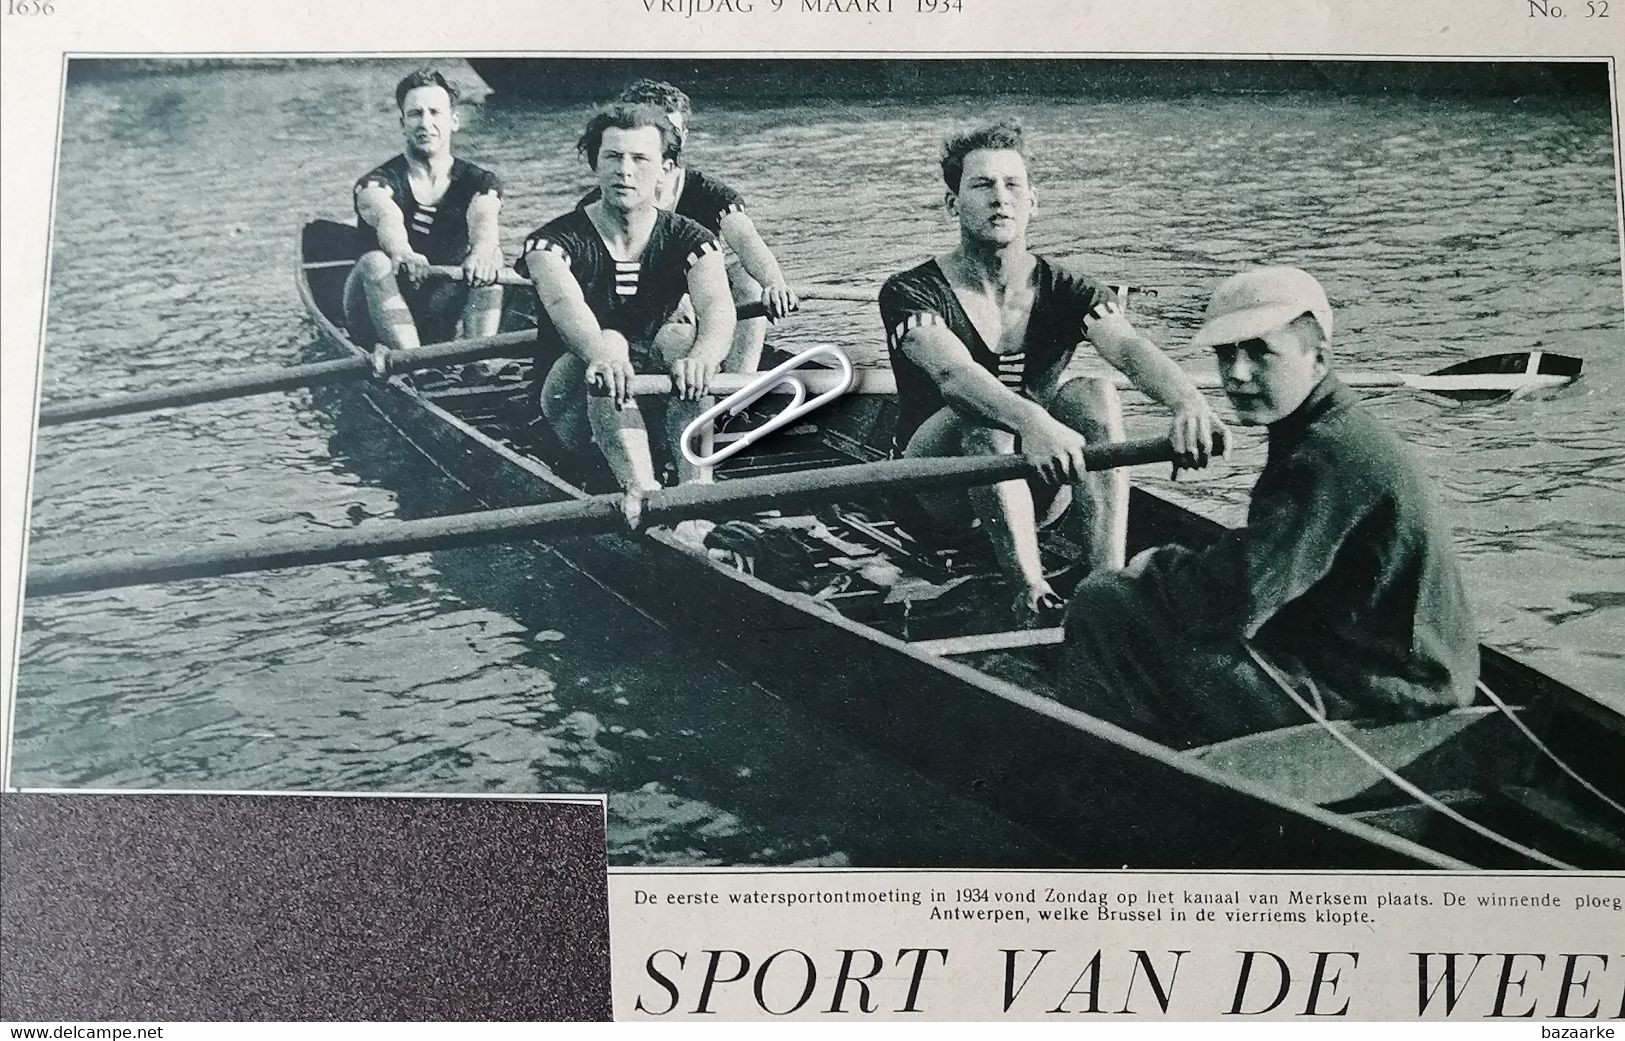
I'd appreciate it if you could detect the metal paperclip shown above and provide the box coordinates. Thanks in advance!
[680,344,855,468]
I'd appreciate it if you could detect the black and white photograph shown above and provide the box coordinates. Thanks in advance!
[8,52,1623,881]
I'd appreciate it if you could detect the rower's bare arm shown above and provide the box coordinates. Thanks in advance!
[1087,311,1200,406]
[718,211,796,317]
[462,191,504,287]
[901,324,1053,436]
[685,248,737,369]
[526,249,636,405]
[903,324,1087,482]
[1087,311,1226,467]
[355,184,427,279]
[524,251,612,363]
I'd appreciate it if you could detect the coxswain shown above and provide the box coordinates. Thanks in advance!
[879,119,1224,622]
[1057,266,1479,748]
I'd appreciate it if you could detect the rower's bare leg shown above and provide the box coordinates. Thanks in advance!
[588,396,660,494]
[722,262,765,374]
[621,322,710,549]
[1050,375,1128,571]
[961,425,1057,612]
[540,353,592,452]
[904,408,1054,613]
[460,282,504,338]
[580,331,662,494]
[653,322,712,486]
[344,250,420,351]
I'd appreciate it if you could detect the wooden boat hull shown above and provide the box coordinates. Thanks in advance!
[298,220,1622,869]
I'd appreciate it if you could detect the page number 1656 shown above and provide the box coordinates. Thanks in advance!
[6,0,56,13]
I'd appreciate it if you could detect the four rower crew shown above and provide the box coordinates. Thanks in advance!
[1056,267,1480,746]
[880,120,1225,621]
[579,79,799,373]
[341,75,1483,742]
[516,102,735,500]
[345,68,505,353]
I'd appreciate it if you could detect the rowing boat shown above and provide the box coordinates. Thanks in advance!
[297,218,1624,870]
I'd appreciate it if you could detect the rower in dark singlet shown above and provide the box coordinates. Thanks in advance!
[356,154,502,266]
[343,67,505,352]
[882,256,1124,454]
[880,119,1224,622]
[517,207,719,366]
[577,79,797,374]
[518,103,735,512]
[352,153,503,342]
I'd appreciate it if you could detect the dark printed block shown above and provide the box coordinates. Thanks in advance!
[0,792,610,1021]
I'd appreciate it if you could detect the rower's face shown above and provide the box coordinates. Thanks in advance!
[949,149,1035,244]
[595,125,670,211]
[399,85,458,158]
[1213,321,1325,425]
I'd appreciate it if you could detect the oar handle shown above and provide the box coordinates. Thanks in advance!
[726,284,882,321]
[612,371,882,397]
[737,284,1160,322]
[424,264,532,288]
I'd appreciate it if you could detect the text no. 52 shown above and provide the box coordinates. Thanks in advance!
[1527,0,1610,16]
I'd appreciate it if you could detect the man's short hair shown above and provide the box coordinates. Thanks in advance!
[940,118,1027,192]
[577,103,682,168]
[395,67,458,110]
[616,79,693,122]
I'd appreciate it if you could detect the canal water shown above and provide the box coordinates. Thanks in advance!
[11,59,1623,865]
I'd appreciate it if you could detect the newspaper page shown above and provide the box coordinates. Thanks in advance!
[2,0,1622,1026]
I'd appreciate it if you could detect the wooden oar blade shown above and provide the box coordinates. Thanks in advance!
[1417,351,1584,402]
[1535,352,1584,378]
[1431,351,1583,378]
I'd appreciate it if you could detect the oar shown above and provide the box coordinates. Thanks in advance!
[39,290,856,428]
[733,284,1150,319]
[697,286,879,320]
[42,344,1580,430]
[410,268,880,303]
[25,434,1180,599]
[618,350,1583,402]
[37,330,538,428]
